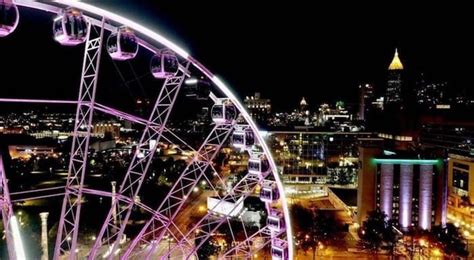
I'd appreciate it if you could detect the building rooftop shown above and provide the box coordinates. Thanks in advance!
[388,48,404,70]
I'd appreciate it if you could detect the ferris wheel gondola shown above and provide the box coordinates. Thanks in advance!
[0,1,293,259]
[0,1,19,37]
[150,49,179,78]
[107,26,139,60]
[53,8,88,46]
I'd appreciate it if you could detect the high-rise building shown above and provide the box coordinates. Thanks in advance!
[446,154,474,229]
[386,49,404,107]
[357,147,447,231]
[244,92,271,125]
[416,73,448,110]
[299,97,308,112]
[358,83,374,121]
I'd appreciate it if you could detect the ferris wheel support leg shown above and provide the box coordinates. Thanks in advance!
[161,173,261,259]
[122,123,234,259]
[53,20,105,260]
[0,155,22,260]
[88,68,189,260]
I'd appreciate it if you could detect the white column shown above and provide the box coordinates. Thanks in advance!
[419,164,433,230]
[380,164,394,219]
[111,181,117,225]
[40,212,49,260]
[399,164,413,230]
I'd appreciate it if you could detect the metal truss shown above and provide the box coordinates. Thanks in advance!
[0,155,16,260]
[53,20,105,259]
[1,3,293,260]
[122,122,235,259]
[88,68,188,260]
[162,169,262,259]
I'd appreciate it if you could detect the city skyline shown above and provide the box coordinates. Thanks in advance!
[96,1,473,108]
[1,2,473,111]
[1,1,474,259]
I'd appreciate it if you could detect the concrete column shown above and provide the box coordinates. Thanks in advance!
[40,212,49,260]
[399,164,413,230]
[111,181,117,225]
[419,164,433,230]
[380,164,394,219]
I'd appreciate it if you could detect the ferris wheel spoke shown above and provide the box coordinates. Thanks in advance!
[88,68,188,260]
[4,2,292,259]
[54,19,106,260]
[122,123,234,259]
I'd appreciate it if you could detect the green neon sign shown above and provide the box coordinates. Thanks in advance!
[372,158,441,165]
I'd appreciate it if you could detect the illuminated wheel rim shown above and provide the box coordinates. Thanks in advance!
[1,1,293,259]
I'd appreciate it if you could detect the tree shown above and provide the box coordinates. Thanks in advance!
[291,204,313,233]
[358,208,398,257]
[431,224,469,258]
[196,237,220,260]
[291,204,338,259]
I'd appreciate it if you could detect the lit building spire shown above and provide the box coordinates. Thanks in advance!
[300,97,307,107]
[388,48,404,70]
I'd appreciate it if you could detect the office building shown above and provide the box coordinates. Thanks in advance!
[385,49,404,107]
[358,83,375,121]
[447,154,474,230]
[357,147,446,231]
[244,92,271,125]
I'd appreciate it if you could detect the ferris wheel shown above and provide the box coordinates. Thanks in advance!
[0,0,292,259]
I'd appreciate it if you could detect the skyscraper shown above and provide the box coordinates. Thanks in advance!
[357,147,447,231]
[299,97,308,112]
[244,92,271,125]
[415,73,448,110]
[386,49,404,107]
[358,83,374,121]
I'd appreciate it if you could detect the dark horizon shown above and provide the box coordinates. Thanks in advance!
[1,1,473,112]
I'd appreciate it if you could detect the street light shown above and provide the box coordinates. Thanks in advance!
[432,248,442,257]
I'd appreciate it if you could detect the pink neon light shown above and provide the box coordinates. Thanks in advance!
[7,1,294,258]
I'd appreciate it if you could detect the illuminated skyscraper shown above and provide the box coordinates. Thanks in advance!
[358,83,374,121]
[299,97,308,112]
[386,49,404,107]
[415,73,448,110]
[244,92,271,125]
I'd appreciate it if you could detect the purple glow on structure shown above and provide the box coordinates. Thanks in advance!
[53,0,189,58]
[0,1,19,38]
[380,164,394,219]
[419,164,433,230]
[0,98,77,104]
[8,1,293,257]
[399,164,413,229]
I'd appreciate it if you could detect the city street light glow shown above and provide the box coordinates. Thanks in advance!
[10,216,26,260]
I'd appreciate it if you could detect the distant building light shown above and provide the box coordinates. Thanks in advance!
[436,104,451,109]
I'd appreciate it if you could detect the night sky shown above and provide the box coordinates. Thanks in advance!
[1,1,473,111]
